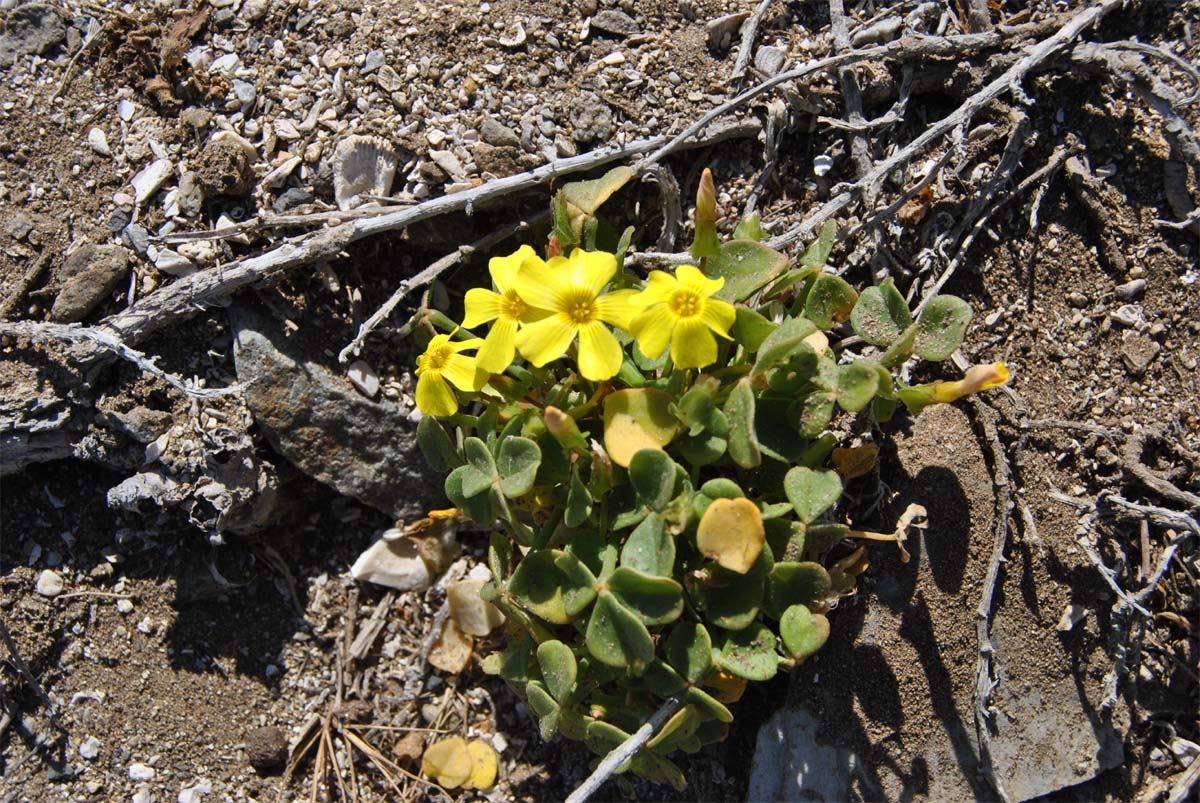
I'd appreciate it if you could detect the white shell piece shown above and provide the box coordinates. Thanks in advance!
[333,135,398,210]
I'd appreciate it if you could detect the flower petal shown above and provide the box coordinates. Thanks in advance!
[629,304,675,359]
[513,256,569,312]
[596,288,639,331]
[515,314,577,367]
[670,317,718,369]
[447,337,484,353]
[462,289,504,328]
[488,245,540,295]
[700,296,737,339]
[676,264,725,297]
[476,316,519,374]
[576,322,624,381]
[630,271,677,307]
[443,353,488,391]
[568,249,617,297]
[416,373,458,417]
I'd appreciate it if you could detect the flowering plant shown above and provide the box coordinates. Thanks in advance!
[413,168,1008,789]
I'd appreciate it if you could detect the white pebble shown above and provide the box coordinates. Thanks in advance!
[79,736,101,760]
[813,154,834,177]
[117,99,136,121]
[347,360,380,398]
[136,616,153,634]
[129,762,156,781]
[116,599,134,614]
[87,128,111,157]
[35,569,64,597]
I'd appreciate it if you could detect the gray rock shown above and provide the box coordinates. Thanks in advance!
[0,4,66,68]
[748,708,859,802]
[480,117,521,148]
[7,212,34,240]
[51,244,131,322]
[1121,330,1160,376]
[122,223,150,256]
[590,9,639,37]
[754,45,786,77]
[362,49,385,74]
[272,187,315,213]
[231,302,443,520]
[1115,278,1146,301]
[103,406,172,444]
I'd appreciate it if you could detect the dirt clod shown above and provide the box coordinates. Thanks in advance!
[245,725,288,773]
[195,141,255,198]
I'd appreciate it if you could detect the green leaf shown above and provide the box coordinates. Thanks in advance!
[851,278,912,346]
[685,687,734,723]
[709,240,790,303]
[752,316,819,376]
[804,273,858,329]
[724,376,761,469]
[755,396,807,463]
[445,466,494,524]
[715,622,778,681]
[417,416,461,472]
[646,705,702,752]
[620,513,676,577]
[733,212,767,242]
[525,680,560,741]
[673,376,720,436]
[764,562,832,618]
[603,388,680,468]
[608,567,683,626]
[643,659,688,697]
[509,550,572,624]
[566,528,608,577]
[497,436,541,498]
[462,437,498,497]
[699,478,744,499]
[536,640,578,703]
[733,305,776,352]
[666,622,713,684]
[565,468,593,527]
[584,719,631,759]
[561,165,634,215]
[805,523,849,557]
[676,420,728,466]
[488,531,512,582]
[779,604,830,662]
[553,551,599,616]
[914,295,972,360]
[630,751,687,791]
[629,449,677,511]
[835,362,880,412]
[697,548,771,631]
[798,219,836,268]
[586,593,654,670]
[784,467,843,523]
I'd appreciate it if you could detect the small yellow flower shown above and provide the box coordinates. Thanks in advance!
[628,265,736,369]
[513,249,637,381]
[415,334,488,417]
[930,362,1010,403]
[461,245,550,373]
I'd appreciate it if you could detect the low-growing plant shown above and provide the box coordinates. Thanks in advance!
[412,167,1008,790]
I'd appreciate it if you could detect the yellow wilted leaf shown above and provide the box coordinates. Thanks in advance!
[428,618,473,674]
[464,739,499,790]
[696,497,764,574]
[422,736,472,789]
[704,668,748,703]
[602,388,679,468]
[832,444,878,480]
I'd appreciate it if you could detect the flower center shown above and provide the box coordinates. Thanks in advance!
[562,289,597,324]
[426,344,454,371]
[669,289,702,318]
[502,290,527,320]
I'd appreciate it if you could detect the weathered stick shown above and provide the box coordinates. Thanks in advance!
[730,0,774,80]
[564,693,686,803]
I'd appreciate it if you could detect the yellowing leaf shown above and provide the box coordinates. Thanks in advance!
[801,329,829,354]
[428,618,473,674]
[602,388,679,468]
[464,739,499,790]
[704,668,748,703]
[696,497,764,574]
[448,579,505,636]
[832,444,878,480]
[422,736,472,789]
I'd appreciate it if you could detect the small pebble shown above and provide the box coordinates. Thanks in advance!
[116,599,134,614]
[1115,278,1146,301]
[813,154,834,177]
[87,127,111,157]
[35,569,64,597]
[129,763,155,781]
[79,736,101,760]
[347,360,380,398]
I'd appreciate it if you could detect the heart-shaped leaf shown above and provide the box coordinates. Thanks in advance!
[629,449,677,511]
[508,549,572,624]
[804,273,858,329]
[586,592,654,670]
[851,278,912,345]
[753,316,819,376]
[497,436,541,498]
[666,622,713,684]
[445,466,495,524]
[603,388,679,468]
[764,562,832,618]
[561,165,634,215]
[620,513,675,577]
[784,467,843,523]
[835,362,880,412]
[673,376,720,436]
[733,305,776,353]
[714,622,778,681]
[913,295,972,360]
[780,604,830,662]
[536,640,577,703]
[696,497,764,574]
[525,680,560,741]
[642,659,687,697]
[696,549,771,631]
[553,551,599,616]
[417,416,461,472]
[608,567,683,626]
[724,376,761,469]
[709,239,790,303]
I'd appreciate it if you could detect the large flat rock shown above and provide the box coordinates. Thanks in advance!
[231,301,443,521]
[747,405,1125,802]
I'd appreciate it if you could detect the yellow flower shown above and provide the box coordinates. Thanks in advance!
[628,265,736,369]
[930,362,1010,403]
[461,245,550,373]
[512,249,637,381]
[415,334,488,417]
